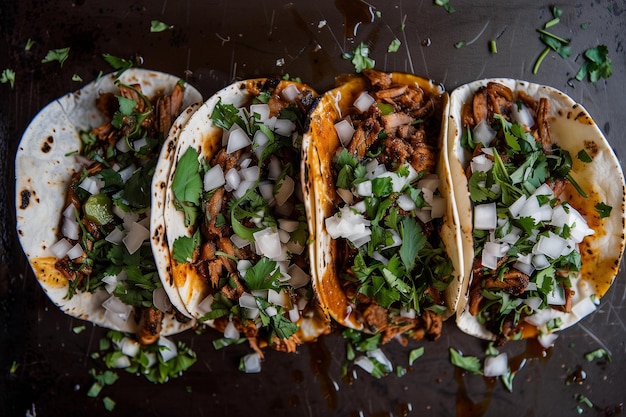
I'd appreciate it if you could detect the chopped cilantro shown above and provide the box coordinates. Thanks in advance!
[573,393,593,409]
[243,258,280,291]
[575,45,612,83]
[102,397,116,412]
[435,0,455,13]
[172,229,202,263]
[388,38,401,53]
[595,202,612,219]
[454,40,466,49]
[172,147,203,206]
[577,149,592,163]
[41,47,70,66]
[489,40,497,54]
[584,348,611,362]
[102,53,136,76]
[71,74,83,82]
[501,371,515,392]
[150,20,172,32]
[73,325,86,334]
[343,42,375,73]
[449,348,482,375]
[1,69,15,89]
[25,38,36,51]
[408,347,424,365]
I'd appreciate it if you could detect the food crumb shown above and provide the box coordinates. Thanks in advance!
[318,20,327,28]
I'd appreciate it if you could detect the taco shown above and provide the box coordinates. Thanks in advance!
[303,69,464,344]
[16,68,202,344]
[155,78,330,356]
[448,79,626,345]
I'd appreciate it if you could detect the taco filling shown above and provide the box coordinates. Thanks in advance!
[167,79,326,356]
[315,70,455,344]
[459,82,599,345]
[49,77,192,344]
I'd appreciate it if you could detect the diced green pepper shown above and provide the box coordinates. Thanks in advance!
[84,194,114,225]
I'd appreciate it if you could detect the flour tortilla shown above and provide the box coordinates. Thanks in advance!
[160,78,329,341]
[15,68,202,335]
[448,79,626,340]
[302,71,464,331]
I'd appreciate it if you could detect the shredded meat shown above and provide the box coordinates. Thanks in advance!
[137,308,164,345]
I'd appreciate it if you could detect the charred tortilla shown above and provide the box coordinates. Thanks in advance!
[303,70,464,344]
[157,78,330,356]
[448,79,626,344]
[16,69,202,338]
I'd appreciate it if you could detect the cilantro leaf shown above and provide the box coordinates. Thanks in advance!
[343,42,375,73]
[399,217,426,273]
[584,348,611,363]
[577,149,593,163]
[1,68,15,89]
[435,0,455,13]
[211,100,242,130]
[387,38,401,53]
[172,229,201,263]
[271,314,298,339]
[243,258,279,290]
[409,347,424,365]
[41,47,70,66]
[150,20,172,32]
[102,53,136,75]
[575,45,612,83]
[449,348,483,375]
[595,202,612,219]
[172,147,203,205]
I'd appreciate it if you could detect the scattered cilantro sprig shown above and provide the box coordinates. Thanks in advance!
[342,42,375,73]
[575,45,612,83]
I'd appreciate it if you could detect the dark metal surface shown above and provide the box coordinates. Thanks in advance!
[1,1,625,416]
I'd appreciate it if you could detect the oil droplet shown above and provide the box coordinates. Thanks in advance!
[566,366,587,386]
[421,38,432,47]
[335,0,375,39]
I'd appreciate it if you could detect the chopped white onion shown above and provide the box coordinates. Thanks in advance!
[120,337,140,358]
[196,294,215,315]
[334,119,355,147]
[482,252,498,270]
[226,127,252,154]
[239,292,258,309]
[474,203,497,230]
[102,295,132,319]
[367,349,393,373]
[63,204,76,219]
[250,103,270,122]
[242,352,262,373]
[355,180,372,197]
[204,164,226,191]
[240,165,261,182]
[470,154,493,173]
[354,92,376,112]
[61,217,80,240]
[268,156,282,180]
[102,274,118,294]
[115,138,131,153]
[537,332,559,348]
[473,120,496,146]
[275,176,295,206]
[233,179,257,199]
[508,195,527,218]
[511,102,534,128]
[288,264,311,289]
[572,296,597,318]
[532,254,550,270]
[78,176,103,195]
[158,336,178,362]
[397,194,417,211]
[231,234,251,249]
[153,287,172,313]
[224,321,240,339]
[252,130,270,159]
[274,119,296,136]
[288,305,300,323]
[337,188,354,204]
[105,227,125,245]
[523,296,542,311]
[67,243,84,260]
[430,197,446,219]
[49,238,73,258]
[133,138,148,151]
[547,284,566,305]
[513,260,535,276]
[535,232,568,259]
[224,168,241,192]
[253,228,283,259]
[354,356,375,374]
[278,219,299,233]
[268,289,290,308]
[123,222,150,255]
[282,84,301,102]
[259,181,275,203]
[484,353,508,377]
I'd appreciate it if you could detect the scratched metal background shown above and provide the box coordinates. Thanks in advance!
[1,1,625,416]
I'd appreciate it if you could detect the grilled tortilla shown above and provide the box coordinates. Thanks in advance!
[16,69,202,337]
[156,78,330,356]
[303,70,464,344]
[448,79,626,344]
